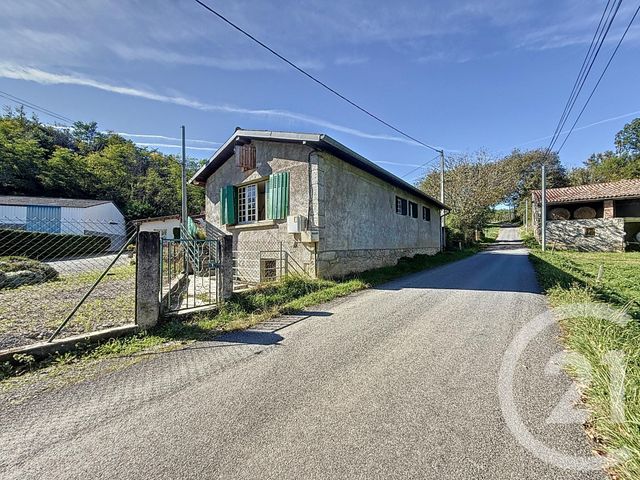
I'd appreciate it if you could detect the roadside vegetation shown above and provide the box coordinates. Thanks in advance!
[0,248,477,390]
[480,225,500,243]
[526,237,640,479]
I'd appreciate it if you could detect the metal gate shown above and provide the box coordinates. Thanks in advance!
[160,237,221,313]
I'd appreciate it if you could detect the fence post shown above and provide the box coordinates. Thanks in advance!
[136,231,160,329]
[221,234,234,300]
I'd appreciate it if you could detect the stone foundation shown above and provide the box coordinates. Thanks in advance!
[317,247,439,278]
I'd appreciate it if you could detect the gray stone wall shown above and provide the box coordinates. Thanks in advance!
[204,140,442,280]
[546,218,625,252]
[316,153,441,277]
[205,140,318,281]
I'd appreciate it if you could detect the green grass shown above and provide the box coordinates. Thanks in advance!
[480,226,500,243]
[0,248,477,387]
[528,246,640,479]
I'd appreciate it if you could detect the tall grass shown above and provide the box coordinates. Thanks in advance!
[529,248,640,479]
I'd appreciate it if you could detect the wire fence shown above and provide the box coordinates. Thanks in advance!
[0,217,137,351]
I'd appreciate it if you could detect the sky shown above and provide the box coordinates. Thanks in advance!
[0,0,639,183]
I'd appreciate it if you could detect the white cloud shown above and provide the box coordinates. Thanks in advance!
[114,132,220,146]
[134,142,217,152]
[0,63,424,148]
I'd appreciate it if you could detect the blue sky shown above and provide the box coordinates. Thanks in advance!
[0,0,639,183]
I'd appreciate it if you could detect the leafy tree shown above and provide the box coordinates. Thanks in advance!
[38,146,91,197]
[419,152,511,240]
[568,118,640,185]
[615,118,640,156]
[0,108,205,220]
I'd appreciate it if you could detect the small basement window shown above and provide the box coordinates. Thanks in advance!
[422,206,431,221]
[584,227,596,237]
[409,201,418,218]
[396,196,408,216]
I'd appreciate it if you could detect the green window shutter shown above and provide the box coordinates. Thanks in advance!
[266,171,290,220]
[220,185,237,225]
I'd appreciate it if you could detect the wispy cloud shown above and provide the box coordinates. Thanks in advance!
[134,142,217,151]
[114,132,220,146]
[0,63,424,148]
[497,109,640,153]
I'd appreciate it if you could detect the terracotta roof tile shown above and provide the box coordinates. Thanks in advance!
[531,178,640,204]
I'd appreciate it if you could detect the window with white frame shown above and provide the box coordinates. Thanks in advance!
[238,183,257,223]
[237,182,267,224]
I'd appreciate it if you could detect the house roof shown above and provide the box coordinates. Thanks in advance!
[531,178,640,204]
[131,214,181,225]
[190,129,448,210]
[0,195,113,208]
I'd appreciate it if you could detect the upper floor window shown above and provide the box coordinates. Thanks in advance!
[396,196,408,215]
[409,201,418,218]
[422,206,431,221]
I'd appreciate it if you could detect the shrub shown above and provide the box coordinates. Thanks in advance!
[0,228,111,260]
[0,256,59,289]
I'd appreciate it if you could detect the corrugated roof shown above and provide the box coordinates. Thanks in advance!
[531,178,640,204]
[190,129,448,210]
[0,196,113,208]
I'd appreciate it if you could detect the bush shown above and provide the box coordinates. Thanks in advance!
[0,256,59,289]
[0,228,111,260]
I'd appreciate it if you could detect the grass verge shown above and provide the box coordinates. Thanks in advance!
[480,226,500,243]
[528,245,640,479]
[1,248,477,389]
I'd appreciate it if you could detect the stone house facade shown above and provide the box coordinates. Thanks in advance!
[531,179,640,252]
[190,129,447,281]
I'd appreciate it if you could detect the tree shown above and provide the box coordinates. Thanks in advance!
[419,152,511,240]
[0,107,206,219]
[615,118,640,156]
[38,147,91,197]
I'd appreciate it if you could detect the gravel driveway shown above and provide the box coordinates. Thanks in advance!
[0,228,605,479]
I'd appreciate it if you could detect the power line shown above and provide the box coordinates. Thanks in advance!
[557,2,640,153]
[547,0,616,150]
[0,90,74,124]
[544,0,623,156]
[193,0,443,154]
[400,154,441,179]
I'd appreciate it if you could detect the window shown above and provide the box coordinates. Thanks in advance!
[396,196,408,215]
[237,182,267,224]
[423,206,431,222]
[584,227,596,237]
[221,173,288,225]
[409,201,418,218]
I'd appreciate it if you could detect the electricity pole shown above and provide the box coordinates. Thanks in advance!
[181,125,188,233]
[439,150,446,251]
[541,164,547,251]
[525,199,528,230]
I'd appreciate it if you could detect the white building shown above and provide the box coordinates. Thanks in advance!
[132,214,182,240]
[0,196,126,249]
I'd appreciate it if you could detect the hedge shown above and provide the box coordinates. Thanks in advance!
[0,228,112,260]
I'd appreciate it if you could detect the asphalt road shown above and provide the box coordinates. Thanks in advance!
[0,228,605,479]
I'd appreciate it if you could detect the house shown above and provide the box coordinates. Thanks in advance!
[0,195,126,250]
[531,178,640,252]
[133,214,182,240]
[132,214,203,240]
[190,129,447,281]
